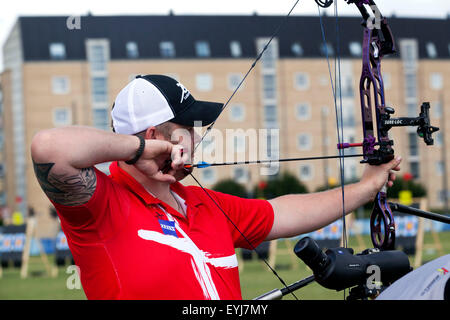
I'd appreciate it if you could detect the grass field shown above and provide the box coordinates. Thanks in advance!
[0,232,449,300]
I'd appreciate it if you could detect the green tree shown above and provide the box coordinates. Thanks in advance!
[387,176,427,198]
[255,172,308,200]
[212,179,248,198]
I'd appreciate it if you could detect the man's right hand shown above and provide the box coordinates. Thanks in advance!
[133,140,188,184]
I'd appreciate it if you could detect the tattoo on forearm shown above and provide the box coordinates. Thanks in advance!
[32,161,97,206]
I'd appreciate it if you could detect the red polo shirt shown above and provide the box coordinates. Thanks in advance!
[51,161,274,300]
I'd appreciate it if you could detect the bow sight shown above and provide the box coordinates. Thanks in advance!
[381,103,439,146]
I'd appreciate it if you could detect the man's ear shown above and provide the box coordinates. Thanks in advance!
[144,127,157,139]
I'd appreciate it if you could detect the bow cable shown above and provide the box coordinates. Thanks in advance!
[317,2,348,250]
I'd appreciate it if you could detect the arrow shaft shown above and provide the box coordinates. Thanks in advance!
[187,154,363,168]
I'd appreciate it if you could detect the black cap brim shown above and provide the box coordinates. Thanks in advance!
[170,100,223,127]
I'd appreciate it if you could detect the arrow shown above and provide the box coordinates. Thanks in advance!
[184,153,364,169]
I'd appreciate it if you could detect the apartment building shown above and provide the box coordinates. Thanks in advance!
[1,14,449,237]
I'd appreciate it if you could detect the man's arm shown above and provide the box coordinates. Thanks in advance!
[266,157,402,240]
[31,126,144,206]
[32,161,97,206]
[31,126,182,206]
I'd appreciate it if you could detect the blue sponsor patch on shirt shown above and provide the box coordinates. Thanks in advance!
[158,219,178,237]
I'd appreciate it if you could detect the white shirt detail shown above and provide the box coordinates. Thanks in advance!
[137,205,238,300]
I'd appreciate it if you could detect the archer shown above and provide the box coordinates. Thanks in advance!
[31,74,400,299]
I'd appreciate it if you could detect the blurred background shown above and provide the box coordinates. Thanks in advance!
[0,0,449,300]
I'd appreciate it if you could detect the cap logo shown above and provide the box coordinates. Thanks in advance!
[176,82,190,103]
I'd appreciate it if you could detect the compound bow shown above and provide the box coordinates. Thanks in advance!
[335,0,439,250]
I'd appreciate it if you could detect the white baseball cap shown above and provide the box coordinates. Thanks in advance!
[111,75,223,134]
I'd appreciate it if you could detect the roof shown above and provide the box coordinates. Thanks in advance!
[16,14,450,61]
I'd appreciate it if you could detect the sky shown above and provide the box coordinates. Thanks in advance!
[1,0,449,71]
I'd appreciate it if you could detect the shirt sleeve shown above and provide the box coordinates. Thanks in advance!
[50,168,131,244]
[206,189,275,249]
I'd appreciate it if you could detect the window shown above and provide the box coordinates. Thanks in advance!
[201,168,216,184]
[296,103,311,121]
[88,43,108,72]
[341,103,355,127]
[263,74,276,99]
[436,132,443,147]
[291,43,304,57]
[265,130,279,159]
[439,190,450,204]
[337,75,354,98]
[299,164,313,181]
[52,107,72,126]
[160,41,176,58]
[406,102,417,117]
[196,73,213,91]
[49,43,66,60]
[294,73,310,90]
[91,77,108,103]
[436,161,444,176]
[400,40,418,63]
[92,108,109,131]
[349,42,362,57]
[433,101,442,118]
[201,136,215,154]
[229,104,245,122]
[320,42,334,57]
[343,162,358,181]
[430,73,443,90]
[195,41,210,57]
[228,73,243,91]
[410,161,420,179]
[426,42,438,59]
[233,168,249,183]
[409,132,418,156]
[52,76,70,94]
[0,192,6,205]
[261,42,277,69]
[405,73,417,98]
[233,136,246,153]
[126,42,139,59]
[230,41,242,57]
[297,133,312,151]
[383,73,391,89]
[264,105,277,127]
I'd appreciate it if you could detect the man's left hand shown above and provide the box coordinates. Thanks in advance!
[360,156,402,199]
